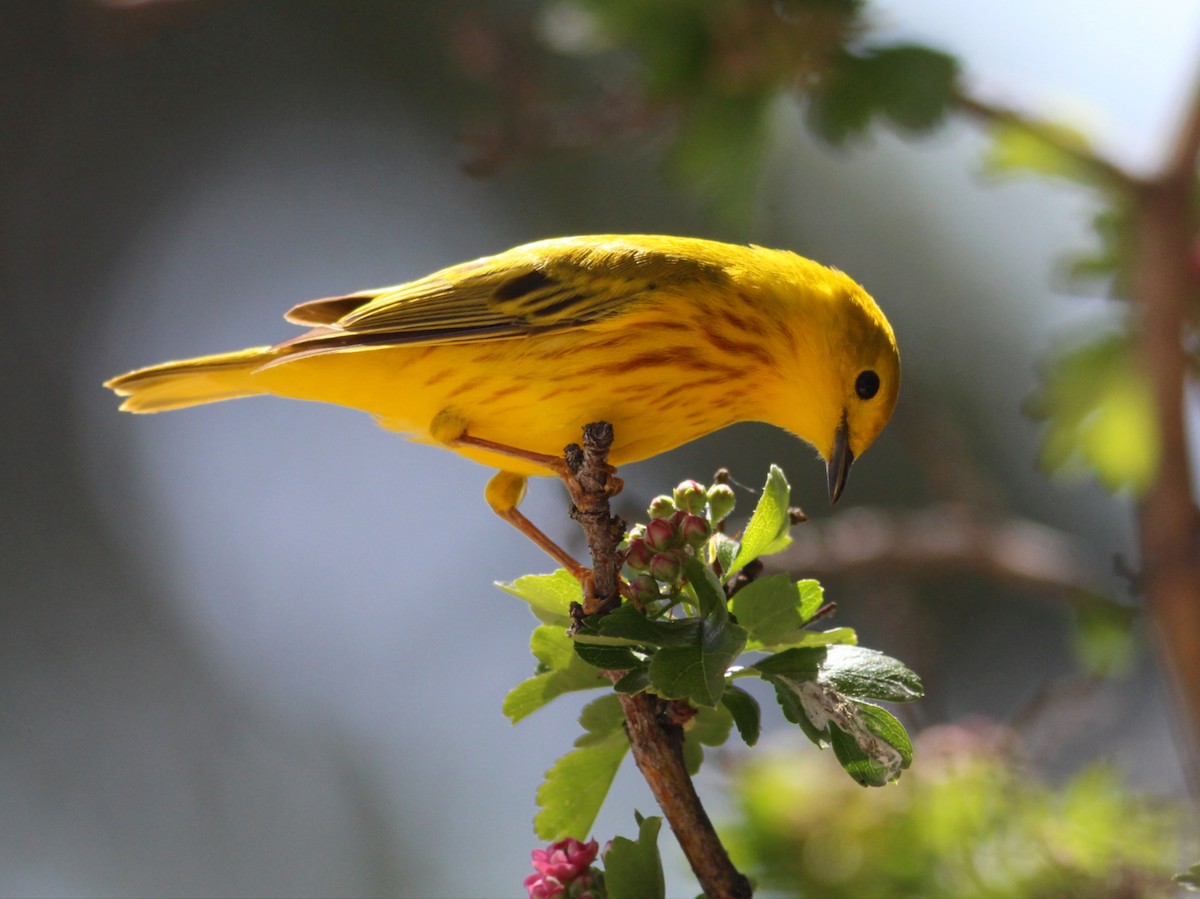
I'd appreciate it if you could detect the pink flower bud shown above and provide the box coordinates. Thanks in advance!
[707,483,736,525]
[624,537,653,572]
[680,513,711,547]
[647,494,676,519]
[673,479,708,514]
[649,552,682,583]
[627,574,660,603]
[644,517,677,551]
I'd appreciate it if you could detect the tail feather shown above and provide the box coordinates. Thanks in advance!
[105,346,274,413]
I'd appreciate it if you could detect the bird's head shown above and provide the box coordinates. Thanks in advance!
[770,274,900,505]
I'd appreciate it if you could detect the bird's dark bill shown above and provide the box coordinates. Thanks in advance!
[827,418,854,505]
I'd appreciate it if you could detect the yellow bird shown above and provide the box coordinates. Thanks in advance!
[106,235,899,576]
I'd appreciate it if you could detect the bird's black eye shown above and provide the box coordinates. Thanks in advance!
[855,370,880,400]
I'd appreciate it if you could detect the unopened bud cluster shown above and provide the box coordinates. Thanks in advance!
[622,478,736,595]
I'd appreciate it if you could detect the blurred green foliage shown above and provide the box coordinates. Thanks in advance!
[725,724,1185,898]
[1026,332,1159,494]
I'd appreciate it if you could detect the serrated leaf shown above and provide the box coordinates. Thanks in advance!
[732,575,836,650]
[577,604,702,648]
[496,570,582,626]
[648,642,738,708]
[751,646,827,679]
[573,641,643,671]
[720,684,762,746]
[829,701,913,787]
[604,815,665,899]
[682,704,734,775]
[535,695,629,840]
[807,44,959,144]
[647,559,748,707]
[818,645,923,702]
[728,464,792,575]
[503,626,610,723]
[795,578,825,621]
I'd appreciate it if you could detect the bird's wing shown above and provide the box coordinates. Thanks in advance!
[276,237,729,354]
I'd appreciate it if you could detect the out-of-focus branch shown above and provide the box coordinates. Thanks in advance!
[1131,68,1200,789]
[771,503,1101,599]
[951,88,1137,190]
[953,68,1200,787]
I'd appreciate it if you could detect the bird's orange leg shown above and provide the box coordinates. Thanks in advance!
[432,413,621,599]
[484,472,592,588]
[452,431,624,506]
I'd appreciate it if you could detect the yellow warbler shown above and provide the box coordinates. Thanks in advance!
[106,235,899,566]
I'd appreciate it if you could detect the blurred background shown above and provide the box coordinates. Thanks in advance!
[4,1,1199,896]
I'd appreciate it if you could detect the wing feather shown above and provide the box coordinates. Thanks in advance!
[273,236,732,358]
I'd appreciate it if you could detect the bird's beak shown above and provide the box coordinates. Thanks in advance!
[826,416,854,505]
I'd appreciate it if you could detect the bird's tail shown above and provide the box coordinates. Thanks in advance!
[105,346,276,413]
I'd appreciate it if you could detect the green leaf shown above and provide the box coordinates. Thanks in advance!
[817,645,924,702]
[648,642,738,708]
[808,44,959,144]
[687,554,730,623]
[753,645,919,757]
[573,641,643,671]
[496,570,581,626]
[1070,593,1138,678]
[605,814,666,899]
[720,684,762,746]
[984,119,1101,185]
[682,703,734,775]
[671,91,771,226]
[646,559,748,707]
[751,646,827,680]
[577,604,702,648]
[711,531,740,581]
[1027,332,1158,494]
[535,694,629,840]
[791,627,859,648]
[728,464,792,575]
[795,578,825,622]
[1174,862,1200,892]
[613,667,650,694]
[763,673,830,747]
[829,701,913,787]
[504,626,609,723]
[732,575,841,650]
[1058,205,1134,292]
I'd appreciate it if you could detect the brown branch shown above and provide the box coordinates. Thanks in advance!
[954,69,1200,789]
[566,423,752,899]
[1131,66,1200,789]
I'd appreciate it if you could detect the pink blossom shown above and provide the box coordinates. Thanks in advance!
[524,871,565,899]
[525,838,600,898]
[531,838,599,882]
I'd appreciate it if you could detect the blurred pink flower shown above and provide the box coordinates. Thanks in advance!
[526,838,600,898]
